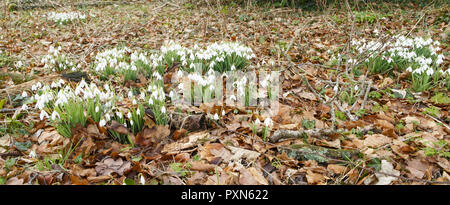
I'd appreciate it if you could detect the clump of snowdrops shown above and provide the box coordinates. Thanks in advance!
[350,35,447,92]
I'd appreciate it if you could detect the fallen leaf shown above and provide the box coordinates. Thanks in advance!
[6,177,24,185]
[375,160,400,185]
[95,157,131,176]
[87,175,110,183]
[135,125,170,147]
[162,131,211,154]
[107,120,131,135]
[406,158,428,179]
[306,170,326,184]
[227,146,260,162]
[239,168,259,185]
[186,172,207,185]
[327,164,348,175]
[297,91,318,101]
[363,134,392,148]
[248,167,268,185]
[190,161,216,172]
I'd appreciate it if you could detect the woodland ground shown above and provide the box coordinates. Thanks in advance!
[0,0,449,185]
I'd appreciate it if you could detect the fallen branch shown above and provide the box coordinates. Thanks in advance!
[280,143,360,162]
[269,128,338,143]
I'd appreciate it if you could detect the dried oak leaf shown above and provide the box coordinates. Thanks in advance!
[363,134,392,148]
[135,125,170,147]
[6,177,24,185]
[187,172,207,185]
[306,170,326,185]
[406,158,429,179]
[95,157,131,176]
[107,120,131,135]
[162,131,211,154]
[87,124,107,140]
[327,164,348,175]
[189,161,216,172]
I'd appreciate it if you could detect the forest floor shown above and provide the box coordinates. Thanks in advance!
[0,0,449,185]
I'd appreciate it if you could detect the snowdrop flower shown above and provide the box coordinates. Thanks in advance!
[40,110,49,120]
[116,112,123,118]
[132,99,137,105]
[140,175,145,185]
[161,106,166,114]
[406,67,412,72]
[354,85,359,91]
[264,117,273,127]
[136,108,141,115]
[99,119,106,127]
[21,91,28,98]
[229,95,236,101]
[255,118,261,125]
[213,113,219,120]
[127,112,132,119]
[29,150,37,158]
[222,110,226,116]
[130,120,134,126]
[21,104,29,110]
[230,65,236,71]
[51,111,60,121]
[148,98,153,105]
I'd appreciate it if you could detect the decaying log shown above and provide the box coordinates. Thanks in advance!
[0,74,60,100]
[269,129,338,143]
[280,144,360,162]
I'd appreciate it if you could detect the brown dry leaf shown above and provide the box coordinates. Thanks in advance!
[107,120,131,135]
[72,165,96,178]
[391,139,410,159]
[6,177,24,185]
[70,175,89,185]
[239,168,259,185]
[190,161,216,172]
[173,128,187,140]
[209,145,233,162]
[174,153,190,163]
[0,135,11,154]
[135,125,170,147]
[198,143,226,162]
[327,164,348,175]
[406,158,428,179]
[436,158,450,173]
[162,131,211,154]
[248,167,268,185]
[363,134,392,148]
[297,91,318,101]
[87,175,111,183]
[375,119,395,130]
[226,122,241,132]
[38,130,63,145]
[95,157,131,176]
[317,138,341,149]
[186,172,207,185]
[227,146,261,162]
[206,170,237,185]
[306,170,326,184]
[87,124,107,139]
[279,123,298,130]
